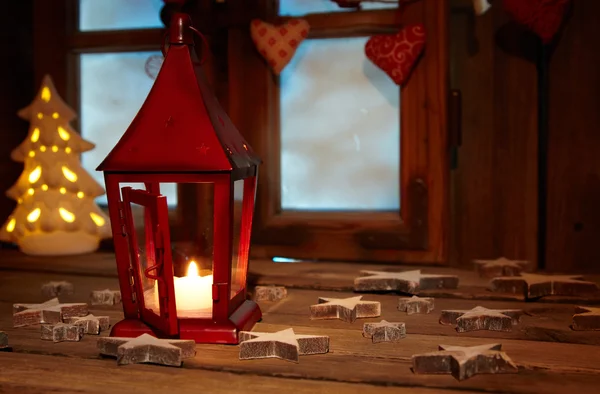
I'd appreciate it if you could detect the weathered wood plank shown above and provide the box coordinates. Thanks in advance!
[3,296,600,376]
[0,352,449,394]
[2,252,600,304]
[257,289,600,345]
[1,276,599,394]
[2,270,599,346]
[0,270,120,305]
[188,350,600,394]
[0,250,117,277]
[250,266,600,304]
[2,323,599,394]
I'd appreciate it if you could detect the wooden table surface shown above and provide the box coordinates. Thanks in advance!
[1,250,599,394]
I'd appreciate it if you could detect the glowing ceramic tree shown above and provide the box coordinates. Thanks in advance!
[0,75,111,255]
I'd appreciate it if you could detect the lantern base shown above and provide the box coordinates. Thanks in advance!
[110,300,262,344]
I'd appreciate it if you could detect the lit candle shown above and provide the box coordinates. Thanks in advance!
[150,260,213,318]
[173,261,213,316]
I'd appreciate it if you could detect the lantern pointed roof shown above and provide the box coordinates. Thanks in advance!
[97,21,259,173]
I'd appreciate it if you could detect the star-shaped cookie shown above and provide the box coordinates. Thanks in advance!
[398,295,435,314]
[239,328,329,362]
[97,334,196,367]
[362,320,406,343]
[439,306,524,332]
[354,270,459,294]
[13,298,88,327]
[0,331,11,352]
[41,281,74,297]
[309,296,381,322]
[490,273,599,299]
[571,306,600,331]
[412,343,518,381]
[90,289,122,306]
[41,322,84,343]
[67,314,110,334]
[473,257,533,278]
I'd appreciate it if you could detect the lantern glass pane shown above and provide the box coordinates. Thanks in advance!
[230,179,245,298]
[280,37,400,211]
[129,201,160,315]
[162,182,214,319]
[279,0,396,16]
[79,51,177,206]
[79,0,163,31]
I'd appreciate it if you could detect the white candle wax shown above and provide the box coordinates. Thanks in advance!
[174,272,213,313]
[149,261,213,318]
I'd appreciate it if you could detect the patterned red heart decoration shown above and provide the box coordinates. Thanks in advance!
[365,24,427,86]
[250,19,310,75]
[502,0,570,44]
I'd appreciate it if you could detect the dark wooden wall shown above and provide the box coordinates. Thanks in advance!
[0,1,34,230]
[450,0,600,273]
[546,0,600,273]
[449,0,538,268]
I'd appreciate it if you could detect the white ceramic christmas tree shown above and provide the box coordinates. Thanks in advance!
[0,75,111,255]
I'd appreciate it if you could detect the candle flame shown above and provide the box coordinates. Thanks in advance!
[186,261,199,277]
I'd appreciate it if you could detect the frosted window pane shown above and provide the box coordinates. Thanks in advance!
[280,0,396,16]
[79,0,163,31]
[280,38,400,211]
[80,51,177,206]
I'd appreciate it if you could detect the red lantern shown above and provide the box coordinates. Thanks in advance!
[97,13,262,344]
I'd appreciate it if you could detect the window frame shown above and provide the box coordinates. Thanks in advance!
[227,0,449,264]
[32,0,196,237]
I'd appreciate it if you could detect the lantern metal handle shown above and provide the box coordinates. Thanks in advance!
[144,264,161,280]
[161,26,209,66]
[144,223,165,280]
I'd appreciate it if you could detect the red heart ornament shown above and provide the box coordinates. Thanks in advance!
[250,19,310,75]
[502,0,570,44]
[365,24,427,86]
